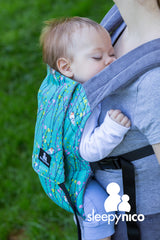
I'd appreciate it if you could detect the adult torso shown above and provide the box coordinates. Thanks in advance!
[99,77,150,156]
[96,13,160,215]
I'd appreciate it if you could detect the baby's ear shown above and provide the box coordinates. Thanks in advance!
[56,58,73,78]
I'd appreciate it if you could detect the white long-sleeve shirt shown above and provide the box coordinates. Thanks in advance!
[79,104,130,162]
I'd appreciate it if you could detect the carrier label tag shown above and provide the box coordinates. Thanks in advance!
[38,148,51,167]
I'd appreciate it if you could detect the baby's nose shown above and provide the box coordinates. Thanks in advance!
[105,56,116,66]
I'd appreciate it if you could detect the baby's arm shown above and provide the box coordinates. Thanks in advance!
[79,106,131,162]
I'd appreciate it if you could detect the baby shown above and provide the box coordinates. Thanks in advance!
[40,17,131,240]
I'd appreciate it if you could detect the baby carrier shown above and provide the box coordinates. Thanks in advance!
[32,5,160,240]
[32,67,93,218]
[32,67,94,239]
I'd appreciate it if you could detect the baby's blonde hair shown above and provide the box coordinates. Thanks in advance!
[40,17,104,71]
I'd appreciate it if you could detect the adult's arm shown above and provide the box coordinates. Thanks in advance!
[134,67,160,164]
[152,143,160,164]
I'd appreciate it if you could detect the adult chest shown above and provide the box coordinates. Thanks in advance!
[99,80,138,124]
[99,80,149,155]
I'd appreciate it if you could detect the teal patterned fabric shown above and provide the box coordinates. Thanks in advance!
[32,66,92,217]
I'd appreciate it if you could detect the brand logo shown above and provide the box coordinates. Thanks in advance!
[87,182,145,224]
[104,182,131,213]
[38,148,51,167]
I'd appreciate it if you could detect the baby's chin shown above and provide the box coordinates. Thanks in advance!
[73,75,87,84]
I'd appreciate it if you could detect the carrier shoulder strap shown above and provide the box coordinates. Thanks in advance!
[83,38,160,111]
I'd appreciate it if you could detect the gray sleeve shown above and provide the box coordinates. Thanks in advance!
[134,67,160,144]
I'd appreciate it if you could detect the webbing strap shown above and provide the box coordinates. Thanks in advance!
[59,183,82,240]
[119,145,154,240]
[120,145,154,161]
[120,158,140,240]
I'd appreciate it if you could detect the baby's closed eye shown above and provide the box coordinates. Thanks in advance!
[92,56,102,61]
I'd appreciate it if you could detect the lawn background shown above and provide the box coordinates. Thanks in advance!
[1,0,113,239]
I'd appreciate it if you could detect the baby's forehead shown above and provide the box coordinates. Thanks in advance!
[67,24,112,55]
[71,25,109,43]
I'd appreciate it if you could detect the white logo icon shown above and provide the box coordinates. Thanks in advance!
[42,153,47,162]
[104,182,131,213]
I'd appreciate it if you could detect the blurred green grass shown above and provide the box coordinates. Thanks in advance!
[0,0,113,239]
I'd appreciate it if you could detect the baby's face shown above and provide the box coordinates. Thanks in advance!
[70,26,116,83]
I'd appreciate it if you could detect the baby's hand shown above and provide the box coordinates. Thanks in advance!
[108,109,131,128]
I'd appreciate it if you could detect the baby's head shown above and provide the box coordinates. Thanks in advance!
[40,17,115,83]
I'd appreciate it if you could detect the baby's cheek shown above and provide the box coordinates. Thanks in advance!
[93,64,105,75]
